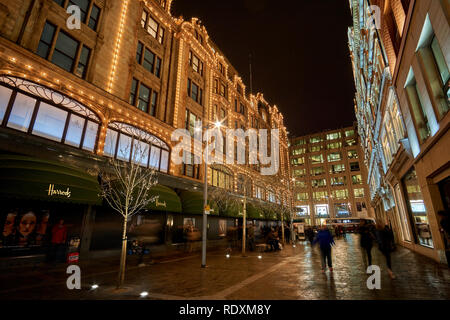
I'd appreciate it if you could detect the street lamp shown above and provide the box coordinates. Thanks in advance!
[290,177,296,244]
[200,120,223,268]
[240,181,249,257]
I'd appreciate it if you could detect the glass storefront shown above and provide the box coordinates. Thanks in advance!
[315,204,329,225]
[0,200,85,257]
[334,203,350,217]
[403,168,433,248]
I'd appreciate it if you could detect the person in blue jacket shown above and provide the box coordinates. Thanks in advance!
[313,224,335,272]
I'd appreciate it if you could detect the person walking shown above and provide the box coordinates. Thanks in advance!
[247,224,255,252]
[437,210,450,267]
[50,219,67,263]
[284,224,291,244]
[313,225,335,273]
[359,220,374,266]
[375,222,396,279]
[307,227,315,245]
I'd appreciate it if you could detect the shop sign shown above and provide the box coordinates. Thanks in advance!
[46,184,71,198]
[155,199,166,208]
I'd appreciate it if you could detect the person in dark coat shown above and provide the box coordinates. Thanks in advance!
[313,225,335,272]
[438,210,450,267]
[359,220,374,266]
[375,222,396,279]
[306,227,315,244]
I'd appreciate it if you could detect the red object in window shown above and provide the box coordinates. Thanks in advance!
[67,252,79,264]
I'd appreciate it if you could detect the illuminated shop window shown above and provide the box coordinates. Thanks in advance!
[403,168,433,248]
[104,122,170,173]
[0,76,99,152]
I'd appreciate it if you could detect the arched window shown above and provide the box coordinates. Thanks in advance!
[0,76,100,152]
[103,122,170,173]
[209,165,233,191]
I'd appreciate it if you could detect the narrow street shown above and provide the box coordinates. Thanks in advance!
[1,235,449,300]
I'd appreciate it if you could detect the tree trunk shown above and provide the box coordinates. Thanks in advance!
[117,214,128,288]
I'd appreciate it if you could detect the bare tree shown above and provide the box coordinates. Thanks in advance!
[99,140,158,289]
[208,186,238,216]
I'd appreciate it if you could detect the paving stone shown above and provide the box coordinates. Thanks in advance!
[0,234,448,300]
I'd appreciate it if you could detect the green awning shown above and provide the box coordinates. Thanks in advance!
[179,191,218,216]
[0,154,101,205]
[147,184,182,213]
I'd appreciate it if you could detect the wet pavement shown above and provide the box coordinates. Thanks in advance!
[0,234,449,300]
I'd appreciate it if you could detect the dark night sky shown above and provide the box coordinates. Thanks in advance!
[172,0,356,137]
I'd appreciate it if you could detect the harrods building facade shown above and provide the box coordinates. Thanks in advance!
[0,0,291,259]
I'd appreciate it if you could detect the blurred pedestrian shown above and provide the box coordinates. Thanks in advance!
[342,226,347,241]
[437,210,450,267]
[284,224,291,243]
[359,220,374,266]
[313,225,335,273]
[50,219,67,263]
[306,227,315,244]
[375,222,396,279]
[247,224,255,252]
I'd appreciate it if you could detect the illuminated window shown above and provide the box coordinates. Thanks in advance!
[326,132,341,140]
[310,154,324,164]
[188,79,203,105]
[331,176,346,186]
[310,136,323,144]
[142,11,165,44]
[347,150,358,159]
[37,23,92,79]
[311,179,327,188]
[309,166,324,176]
[54,0,102,31]
[293,139,306,146]
[334,203,350,217]
[293,168,306,177]
[292,148,306,155]
[345,129,355,137]
[291,157,305,166]
[403,168,433,247]
[352,174,363,185]
[332,189,348,200]
[327,142,342,150]
[354,188,365,198]
[185,109,199,137]
[330,164,345,174]
[297,192,309,201]
[189,51,204,76]
[405,69,431,142]
[210,166,233,190]
[1,77,100,153]
[327,152,342,162]
[313,191,328,201]
[129,78,158,116]
[295,180,307,188]
[310,145,323,152]
[184,152,200,179]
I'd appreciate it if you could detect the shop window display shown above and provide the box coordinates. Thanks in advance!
[403,168,434,248]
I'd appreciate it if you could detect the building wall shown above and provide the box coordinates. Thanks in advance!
[349,0,449,264]
[0,0,293,252]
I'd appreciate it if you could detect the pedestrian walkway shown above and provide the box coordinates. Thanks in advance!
[0,235,449,300]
